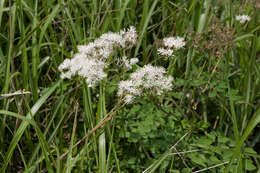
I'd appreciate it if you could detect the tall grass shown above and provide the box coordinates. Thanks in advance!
[0,0,259,172]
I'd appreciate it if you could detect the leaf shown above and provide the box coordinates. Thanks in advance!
[182,168,192,173]
[188,153,207,167]
[218,136,230,144]
[197,136,213,145]
[234,34,254,42]
[0,80,61,173]
[245,159,256,171]
[225,107,260,173]
[244,147,257,154]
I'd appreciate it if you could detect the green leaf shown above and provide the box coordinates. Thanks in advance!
[244,147,257,154]
[197,136,213,145]
[188,153,207,167]
[0,80,61,173]
[245,159,256,171]
[234,34,254,42]
[225,107,260,173]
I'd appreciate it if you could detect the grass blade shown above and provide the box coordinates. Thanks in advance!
[0,79,61,173]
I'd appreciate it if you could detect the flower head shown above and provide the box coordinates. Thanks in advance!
[163,36,185,49]
[157,48,173,56]
[120,26,138,45]
[121,56,139,70]
[118,64,173,103]
[58,26,138,87]
[236,15,251,23]
[157,36,185,57]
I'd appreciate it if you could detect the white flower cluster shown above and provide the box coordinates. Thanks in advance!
[163,37,186,49]
[118,64,173,103]
[236,15,251,24]
[157,36,185,57]
[157,48,173,57]
[122,56,139,70]
[58,26,137,87]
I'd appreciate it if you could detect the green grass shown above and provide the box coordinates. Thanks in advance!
[0,0,259,172]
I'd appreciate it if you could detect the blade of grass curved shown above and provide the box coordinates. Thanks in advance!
[30,118,55,173]
[4,122,28,170]
[234,34,254,42]
[224,107,260,173]
[0,110,33,124]
[134,0,158,57]
[0,79,61,173]
[1,1,16,153]
[27,102,67,172]
[28,95,64,167]
[0,110,53,172]
[197,0,212,33]
[116,0,131,31]
[38,4,60,46]
[65,104,79,173]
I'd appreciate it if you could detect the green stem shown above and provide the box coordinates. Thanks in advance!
[98,81,107,173]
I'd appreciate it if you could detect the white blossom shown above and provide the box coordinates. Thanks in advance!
[163,36,185,49]
[121,56,131,69]
[118,64,173,103]
[59,53,107,87]
[120,26,137,45]
[58,59,71,72]
[121,56,139,70]
[157,48,173,56]
[118,80,141,96]
[130,58,139,65]
[125,94,134,103]
[58,26,138,87]
[236,15,251,23]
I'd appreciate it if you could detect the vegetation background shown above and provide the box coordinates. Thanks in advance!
[0,0,259,172]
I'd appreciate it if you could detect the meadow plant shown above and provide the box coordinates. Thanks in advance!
[121,56,139,70]
[58,26,138,87]
[157,36,185,57]
[59,27,173,104]
[235,15,251,23]
[118,65,173,103]
[1,1,259,172]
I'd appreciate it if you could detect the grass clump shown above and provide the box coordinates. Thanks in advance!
[0,0,259,172]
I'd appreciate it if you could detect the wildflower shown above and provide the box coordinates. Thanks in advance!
[120,26,138,45]
[157,48,173,56]
[58,26,137,87]
[122,56,139,70]
[125,94,134,103]
[59,53,107,87]
[157,36,185,57]
[163,36,185,49]
[118,64,173,103]
[130,58,139,65]
[118,80,141,96]
[236,15,251,23]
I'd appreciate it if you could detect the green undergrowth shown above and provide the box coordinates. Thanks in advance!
[0,0,259,172]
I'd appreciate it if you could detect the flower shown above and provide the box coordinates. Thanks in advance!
[163,36,185,49]
[118,64,173,103]
[59,53,107,87]
[121,56,139,70]
[157,48,173,56]
[120,26,138,45]
[58,26,138,87]
[236,15,251,23]
[157,36,185,57]
[130,58,139,65]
